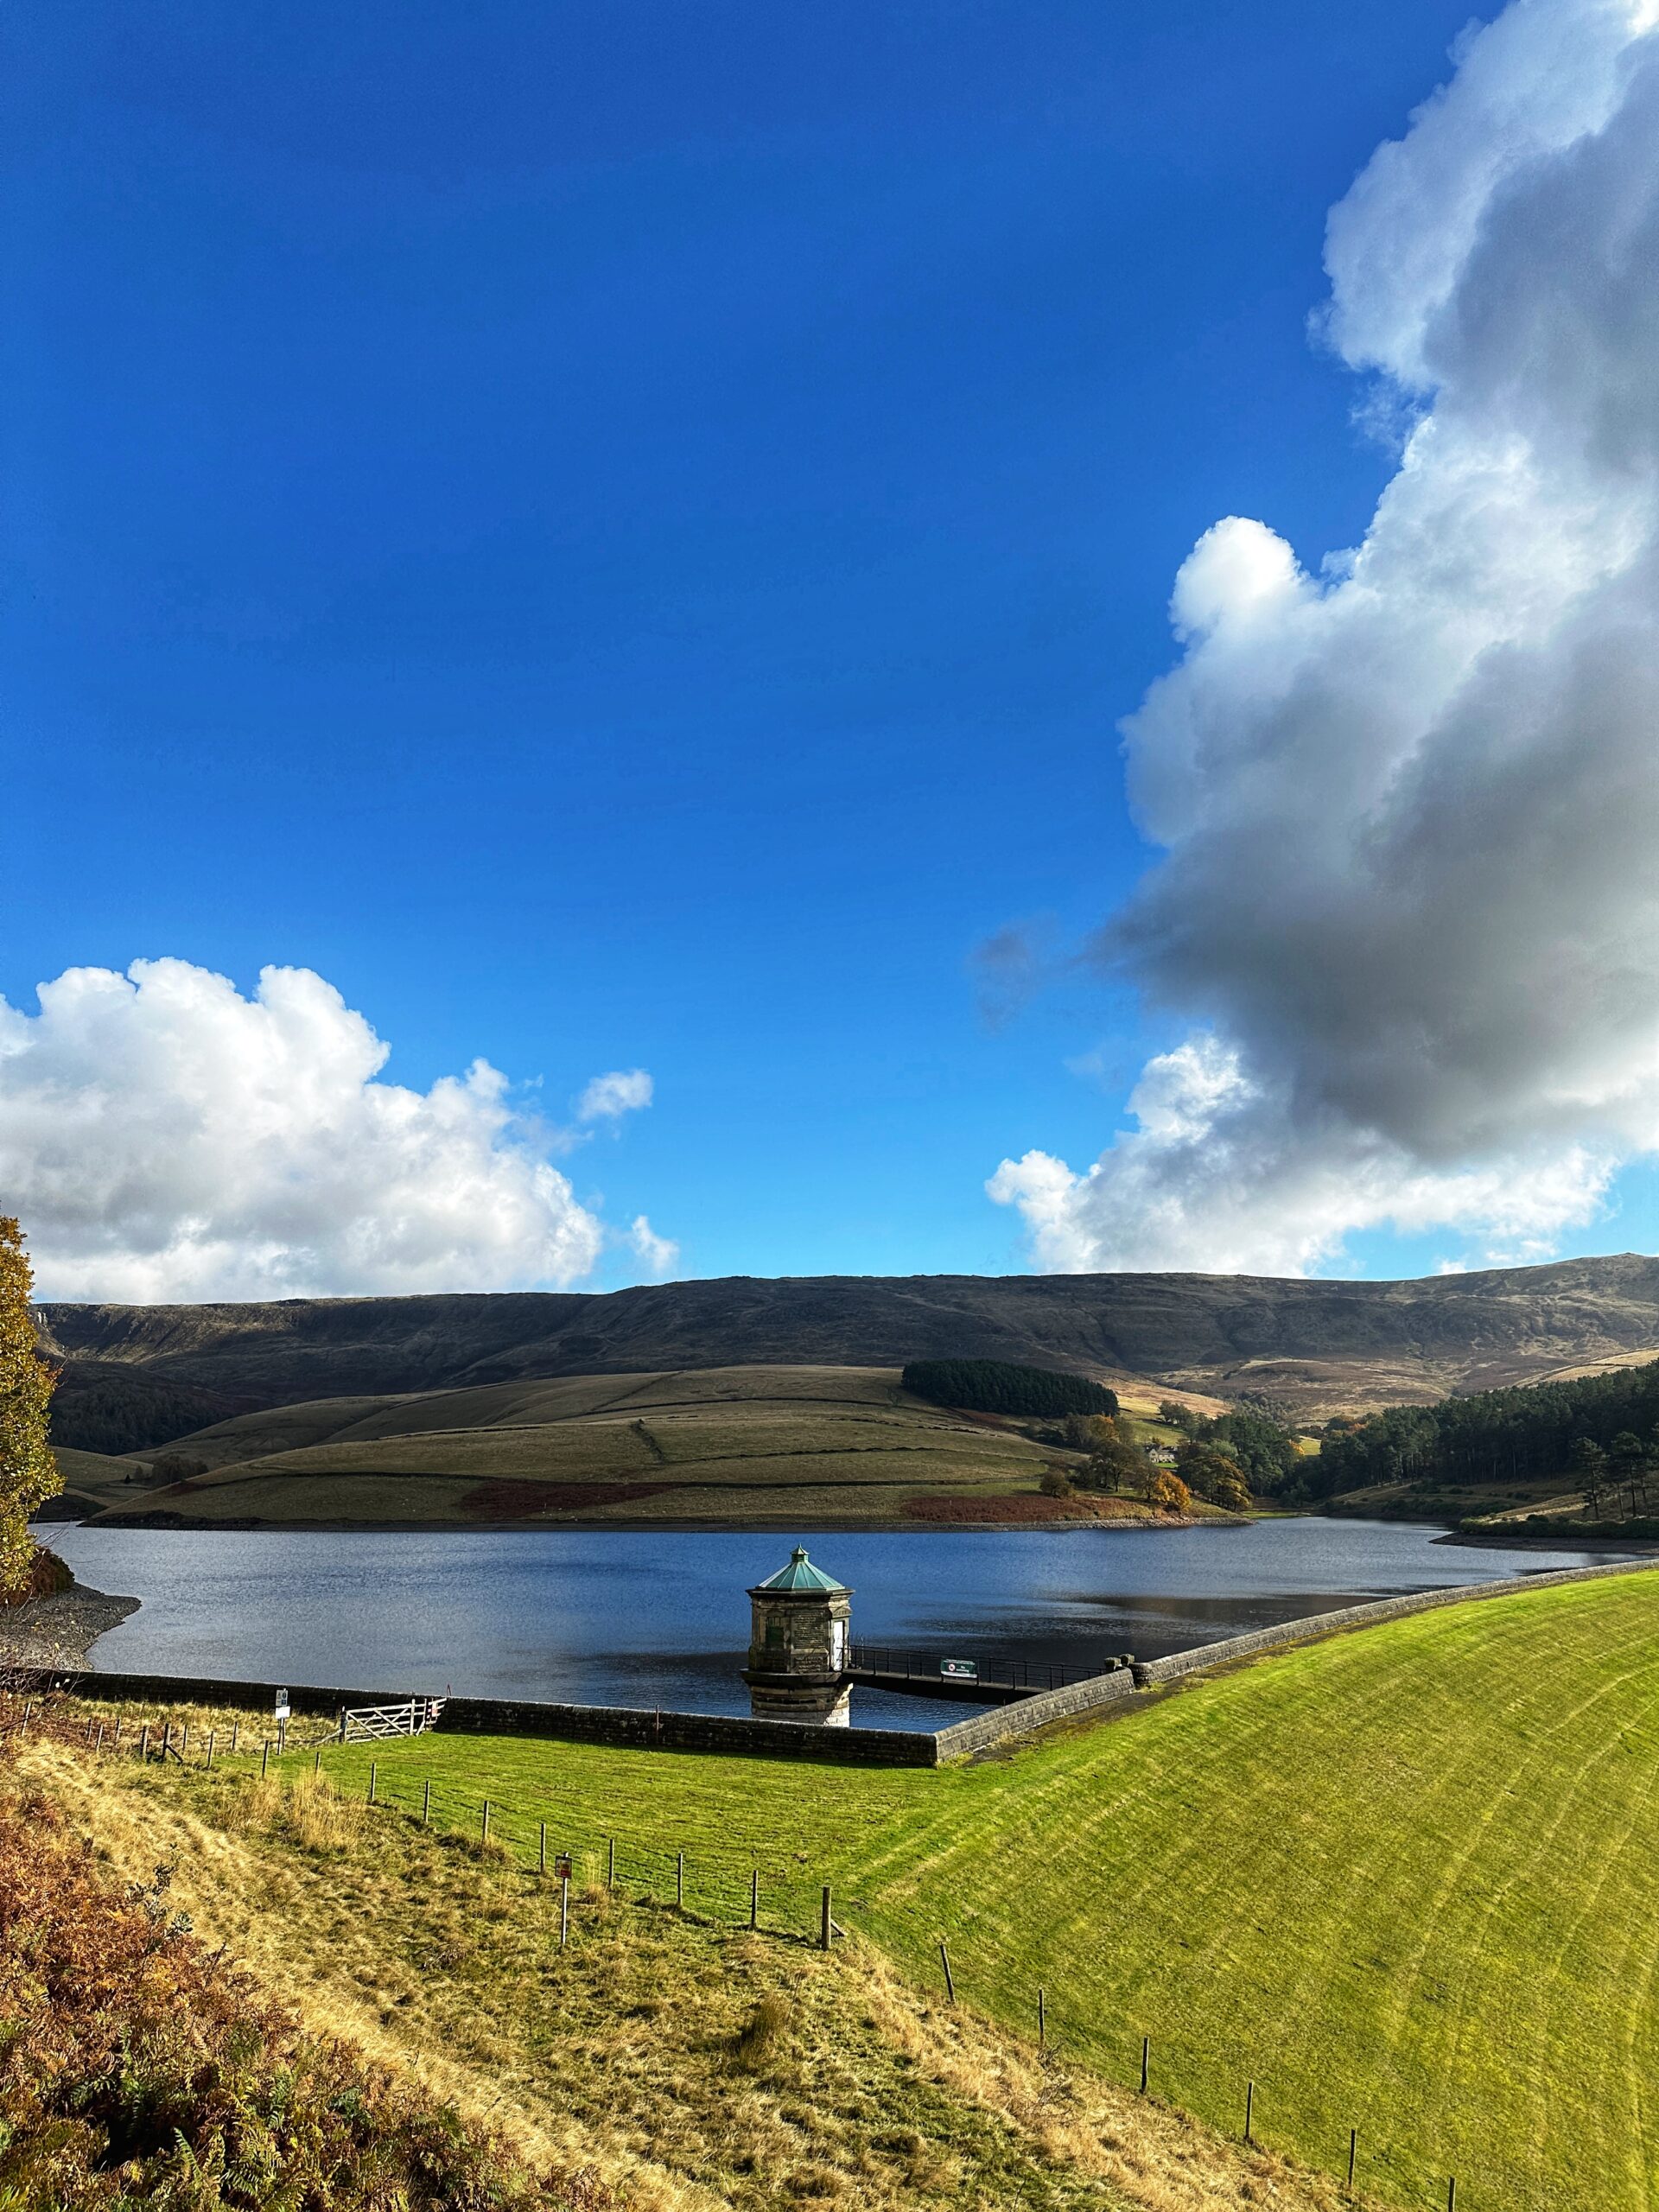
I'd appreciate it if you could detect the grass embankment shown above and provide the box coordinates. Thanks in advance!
[21,1715,1341,2212]
[36,1571,1659,2207]
[86,1364,1189,1531]
[0,1743,601,2208]
[59,1572,1659,2209]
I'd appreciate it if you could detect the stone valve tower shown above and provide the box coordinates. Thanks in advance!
[743,1547,853,1726]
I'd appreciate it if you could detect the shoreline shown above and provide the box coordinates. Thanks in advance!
[56,1508,1237,1536]
[1438,1527,1659,1553]
[0,1576,140,1669]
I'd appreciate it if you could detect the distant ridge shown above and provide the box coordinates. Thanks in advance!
[35,1252,1659,1450]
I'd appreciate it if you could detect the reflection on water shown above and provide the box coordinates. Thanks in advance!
[43,1520,1639,1732]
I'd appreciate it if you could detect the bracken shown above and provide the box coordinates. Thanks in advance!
[0,1742,611,2209]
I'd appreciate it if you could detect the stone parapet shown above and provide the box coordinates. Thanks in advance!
[56,1667,940,1767]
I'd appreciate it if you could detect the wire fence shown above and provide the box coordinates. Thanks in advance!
[6,1687,1476,2209]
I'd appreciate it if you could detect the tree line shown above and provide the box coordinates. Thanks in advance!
[901,1359,1119,1420]
[1317,1357,1659,1499]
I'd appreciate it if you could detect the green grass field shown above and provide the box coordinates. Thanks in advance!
[89,1364,1118,1529]
[266,1571,1659,2209]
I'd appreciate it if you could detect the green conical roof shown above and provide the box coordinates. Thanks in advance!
[752,1546,849,1595]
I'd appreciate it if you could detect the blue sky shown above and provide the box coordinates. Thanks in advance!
[9,0,1656,1297]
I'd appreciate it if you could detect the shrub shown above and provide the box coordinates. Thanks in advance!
[1039,1466,1074,1498]
[1147,1471,1192,1515]
[0,1547,73,1608]
[149,1452,210,1483]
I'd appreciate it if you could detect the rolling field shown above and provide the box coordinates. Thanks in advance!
[27,1722,1344,2212]
[89,1364,1111,1528]
[101,1568,1659,2209]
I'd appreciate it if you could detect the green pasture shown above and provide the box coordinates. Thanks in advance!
[296,1572,1659,2210]
[93,1362,1068,1526]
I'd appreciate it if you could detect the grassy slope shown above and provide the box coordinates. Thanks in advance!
[45,1445,149,1516]
[92,1365,1099,1529]
[27,1732,1344,2212]
[89,1570,1656,2211]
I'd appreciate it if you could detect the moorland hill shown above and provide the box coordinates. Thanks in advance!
[36,1250,1659,1451]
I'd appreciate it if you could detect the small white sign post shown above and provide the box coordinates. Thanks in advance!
[274,1688,290,1752]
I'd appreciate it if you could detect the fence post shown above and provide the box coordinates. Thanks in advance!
[1447,2182,1456,2212]
[139,1720,149,1760]
[20,1702,29,1736]
[423,1777,431,1825]
[1244,2080,1254,2144]
[750,1869,759,1929]
[1347,2129,1357,2190]
[278,1716,288,1755]
[95,1722,105,1754]
[113,1716,121,1751]
[938,1937,954,1999]
[607,1836,615,1888]
[181,1724,188,1758]
[314,1747,322,1777]
[560,1876,570,1949]
[162,1721,173,1763]
[481,1798,491,1842]
[368,1761,377,1804]
[823,1886,834,1953]
[676,1851,684,1908]
[539,1822,547,1875]
[231,1720,238,1754]
[260,1739,270,1780]
[1140,2037,1149,2095]
[206,1730,214,1770]
[1038,1987,1046,2048]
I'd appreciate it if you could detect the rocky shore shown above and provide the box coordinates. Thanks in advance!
[0,1582,139,1669]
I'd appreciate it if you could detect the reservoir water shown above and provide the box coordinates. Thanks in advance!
[44,1519,1640,1730]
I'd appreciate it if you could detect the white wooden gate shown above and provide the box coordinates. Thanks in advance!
[337,1696,446,1743]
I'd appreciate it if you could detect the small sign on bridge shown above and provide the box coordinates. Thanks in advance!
[939,1658,980,1682]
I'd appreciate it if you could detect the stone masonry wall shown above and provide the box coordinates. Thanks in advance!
[52,1557,1659,1772]
[933,1664,1139,1758]
[932,1554,1659,1761]
[1130,1556,1659,1690]
[55,1667,941,1768]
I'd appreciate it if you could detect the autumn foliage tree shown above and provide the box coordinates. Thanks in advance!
[0,1219,60,1595]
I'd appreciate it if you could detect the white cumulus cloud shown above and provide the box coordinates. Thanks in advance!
[626,1214,680,1277]
[576,1068,654,1122]
[0,959,666,1300]
[993,0,1659,1276]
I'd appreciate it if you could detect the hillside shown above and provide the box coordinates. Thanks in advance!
[82,1364,1198,1530]
[21,1702,1343,2212]
[35,1249,1659,1450]
[33,1567,1659,2208]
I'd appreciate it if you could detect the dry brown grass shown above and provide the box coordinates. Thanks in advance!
[22,1721,1365,2212]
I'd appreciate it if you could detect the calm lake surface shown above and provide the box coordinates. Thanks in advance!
[45,1520,1637,1731]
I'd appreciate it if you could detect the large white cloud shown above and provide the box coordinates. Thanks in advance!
[0,959,664,1300]
[993,0,1659,1275]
